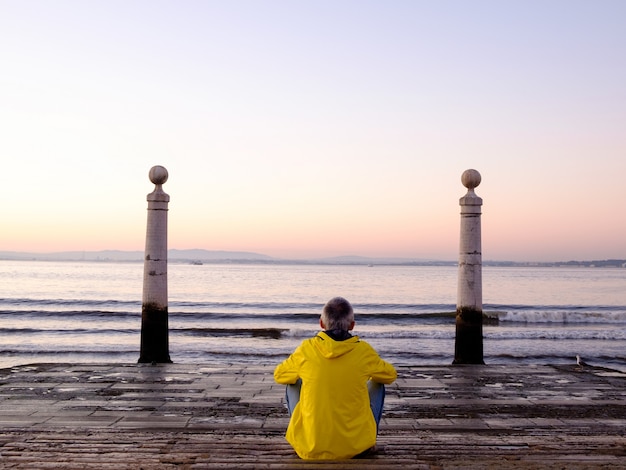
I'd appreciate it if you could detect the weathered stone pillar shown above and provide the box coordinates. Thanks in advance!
[138,165,172,364]
[453,169,484,364]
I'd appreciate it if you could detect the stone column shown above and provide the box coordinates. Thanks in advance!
[453,169,484,364]
[138,166,172,364]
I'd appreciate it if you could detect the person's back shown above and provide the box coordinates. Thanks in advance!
[274,297,397,459]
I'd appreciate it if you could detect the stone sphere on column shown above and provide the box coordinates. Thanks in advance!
[149,166,168,185]
[461,169,481,190]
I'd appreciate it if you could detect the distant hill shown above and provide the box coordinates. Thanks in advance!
[0,249,274,262]
[168,249,274,262]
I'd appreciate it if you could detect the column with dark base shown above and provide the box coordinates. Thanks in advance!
[139,165,172,364]
[453,169,484,365]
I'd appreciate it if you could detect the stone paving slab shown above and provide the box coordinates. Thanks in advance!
[0,362,625,468]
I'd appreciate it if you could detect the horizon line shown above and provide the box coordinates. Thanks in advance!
[0,249,624,267]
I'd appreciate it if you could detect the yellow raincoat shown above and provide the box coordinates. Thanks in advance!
[274,331,397,460]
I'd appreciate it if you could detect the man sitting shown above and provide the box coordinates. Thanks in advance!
[274,296,397,459]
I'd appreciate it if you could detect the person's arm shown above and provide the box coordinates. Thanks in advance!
[274,345,304,384]
[367,347,397,384]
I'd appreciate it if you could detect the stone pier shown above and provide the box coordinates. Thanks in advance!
[454,169,484,364]
[2,362,626,468]
[138,166,172,364]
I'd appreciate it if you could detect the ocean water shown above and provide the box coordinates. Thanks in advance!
[1,260,625,371]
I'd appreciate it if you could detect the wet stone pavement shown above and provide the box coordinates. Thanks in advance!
[0,363,625,469]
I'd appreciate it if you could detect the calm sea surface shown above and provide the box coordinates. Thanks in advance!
[1,260,625,371]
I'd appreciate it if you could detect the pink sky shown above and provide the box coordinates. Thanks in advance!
[1,1,625,261]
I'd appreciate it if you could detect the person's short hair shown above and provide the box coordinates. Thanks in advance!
[321,297,354,330]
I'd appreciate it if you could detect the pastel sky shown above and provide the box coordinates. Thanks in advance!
[1,1,625,261]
